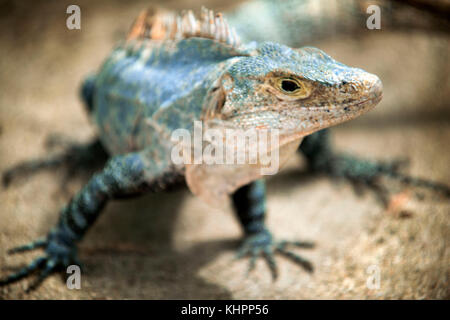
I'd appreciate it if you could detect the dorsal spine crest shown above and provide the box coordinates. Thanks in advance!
[127,7,241,47]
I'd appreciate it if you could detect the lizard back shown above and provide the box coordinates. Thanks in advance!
[91,8,246,155]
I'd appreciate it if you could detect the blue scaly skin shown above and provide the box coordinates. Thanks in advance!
[0,8,384,290]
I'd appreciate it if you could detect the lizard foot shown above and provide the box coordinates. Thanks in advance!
[235,229,314,279]
[0,233,80,292]
[315,153,450,206]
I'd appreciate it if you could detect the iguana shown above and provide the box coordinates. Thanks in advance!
[0,6,421,292]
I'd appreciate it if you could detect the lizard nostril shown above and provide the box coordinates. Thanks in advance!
[369,77,383,99]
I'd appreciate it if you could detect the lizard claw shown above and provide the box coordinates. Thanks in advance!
[0,235,80,292]
[235,229,314,279]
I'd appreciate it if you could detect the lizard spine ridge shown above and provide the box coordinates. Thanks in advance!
[127,7,241,47]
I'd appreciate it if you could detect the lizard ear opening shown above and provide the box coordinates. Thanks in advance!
[203,83,226,121]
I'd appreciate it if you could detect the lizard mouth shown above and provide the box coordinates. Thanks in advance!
[352,93,383,113]
[358,91,383,105]
[353,94,382,109]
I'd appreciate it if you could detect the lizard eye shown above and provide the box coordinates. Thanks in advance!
[275,77,310,98]
[281,79,300,92]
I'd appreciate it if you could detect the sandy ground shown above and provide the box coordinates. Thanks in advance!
[0,0,449,299]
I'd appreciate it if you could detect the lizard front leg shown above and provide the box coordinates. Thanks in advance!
[0,151,166,292]
[232,180,314,279]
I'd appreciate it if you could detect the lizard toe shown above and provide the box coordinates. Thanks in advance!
[235,230,314,279]
[0,236,80,292]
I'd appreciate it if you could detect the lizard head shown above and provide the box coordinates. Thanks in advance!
[190,41,382,206]
[213,42,382,142]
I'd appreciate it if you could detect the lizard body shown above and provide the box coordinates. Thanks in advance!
[0,8,382,290]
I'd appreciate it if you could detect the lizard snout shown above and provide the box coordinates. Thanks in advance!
[367,75,383,101]
[361,73,383,103]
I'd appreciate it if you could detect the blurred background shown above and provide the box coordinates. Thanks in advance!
[0,0,449,299]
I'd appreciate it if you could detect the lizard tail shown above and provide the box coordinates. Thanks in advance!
[80,73,97,114]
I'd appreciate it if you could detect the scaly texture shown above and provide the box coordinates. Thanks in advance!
[0,7,382,291]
